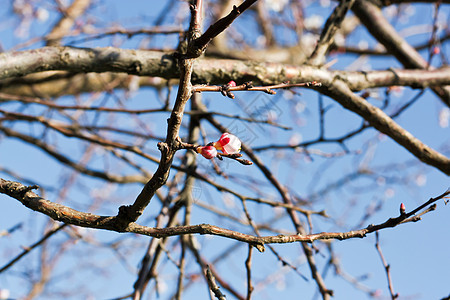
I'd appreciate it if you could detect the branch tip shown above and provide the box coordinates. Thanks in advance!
[254,243,265,252]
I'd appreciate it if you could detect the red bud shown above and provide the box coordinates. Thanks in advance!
[197,145,217,159]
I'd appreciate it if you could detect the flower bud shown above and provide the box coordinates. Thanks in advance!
[432,46,440,55]
[227,80,236,87]
[400,203,406,215]
[214,133,241,154]
[197,145,217,159]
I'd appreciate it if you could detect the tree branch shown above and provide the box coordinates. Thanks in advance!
[46,0,91,46]
[206,265,227,300]
[190,0,258,57]
[352,0,450,106]
[309,0,355,66]
[1,178,447,249]
[0,224,67,274]
[1,47,449,90]
[319,80,450,175]
[375,232,399,299]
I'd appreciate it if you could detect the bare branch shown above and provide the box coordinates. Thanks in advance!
[352,0,450,106]
[1,47,449,90]
[319,80,450,175]
[245,245,254,300]
[309,0,355,66]
[206,265,227,300]
[190,0,258,57]
[0,224,67,274]
[1,178,448,248]
[46,0,91,46]
[375,232,399,299]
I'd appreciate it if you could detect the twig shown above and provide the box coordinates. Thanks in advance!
[192,81,322,95]
[186,236,244,300]
[0,222,23,237]
[206,265,227,300]
[0,127,149,184]
[309,0,355,66]
[189,0,258,57]
[319,79,450,175]
[0,223,67,273]
[245,245,254,300]
[351,0,450,107]
[241,198,309,281]
[375,232,399,299]
[330,32,450,56]
[205,112,333,299]
[68,26,184,45]
[116,3,200,222]
[1,178,448,250]
[46,0,91,46]
[188,109,292,130]
[324,243,378,297]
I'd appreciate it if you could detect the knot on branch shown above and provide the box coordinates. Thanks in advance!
[20,185,39,197]
[116,205,140,229]
[157,142,170,155]
[253,243,265,253]
[129,61,142,74]
[0,179,39,198]
[186,44,204,59]
[232,5,241,15]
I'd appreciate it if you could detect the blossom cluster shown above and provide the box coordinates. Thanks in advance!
[196,133,241,159]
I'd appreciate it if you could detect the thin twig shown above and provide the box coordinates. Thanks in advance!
[190,0,258,57]
[245,245,254,300]
[375,232,399,299]
[0,223,67,273]
[192,81,322,95]
[206,265,227,300]
[309,0,355,66]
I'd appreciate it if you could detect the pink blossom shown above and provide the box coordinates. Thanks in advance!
[432,46,440,55]
[197,145,217,159]
[214,133,241,154]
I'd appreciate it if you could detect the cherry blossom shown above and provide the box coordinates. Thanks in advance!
[214,133,241,155]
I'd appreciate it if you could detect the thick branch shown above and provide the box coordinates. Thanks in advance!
[0,47,177,80]
[1,179,447,248]
[1,47,450,91]
[117,59,194,223]
[116,1,203,224]
[352,0,450,106]
[320,80,450,175]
